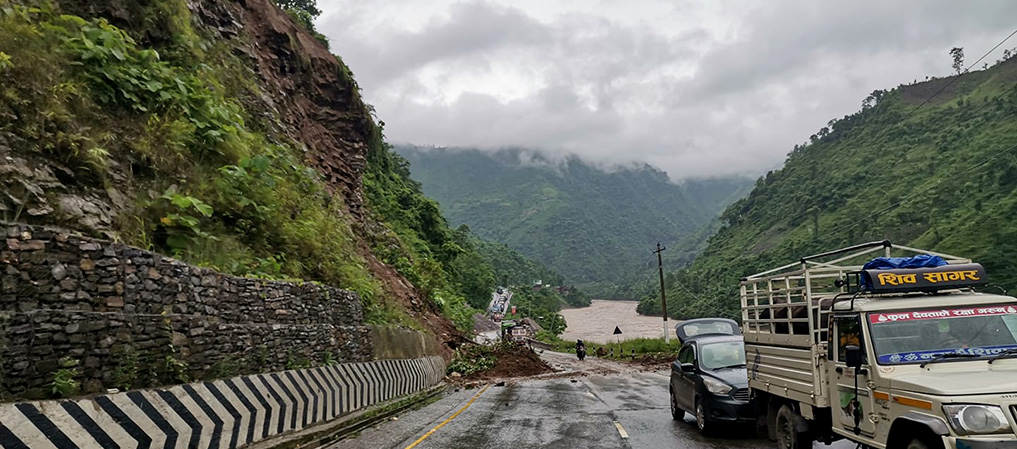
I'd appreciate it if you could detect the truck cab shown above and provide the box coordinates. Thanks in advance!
[741,241,1017,449]
[829,294,1017,449]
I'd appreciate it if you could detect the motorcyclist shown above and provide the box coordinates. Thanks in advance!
[576,339,587,361]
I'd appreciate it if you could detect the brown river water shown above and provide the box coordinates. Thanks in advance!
[559,299,672,344]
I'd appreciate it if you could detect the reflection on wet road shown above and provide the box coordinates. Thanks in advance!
[330,354,854,449]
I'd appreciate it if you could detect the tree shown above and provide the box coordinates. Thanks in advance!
[950,47,964,74]
[861,89,884,110]
[274,0,321,17]
[272,0,329,49]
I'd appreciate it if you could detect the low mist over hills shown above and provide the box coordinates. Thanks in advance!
[639,57,1017,319]
[397,146,752,296]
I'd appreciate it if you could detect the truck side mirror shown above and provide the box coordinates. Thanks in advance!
[681,362,695,372]
[845,345,864,369]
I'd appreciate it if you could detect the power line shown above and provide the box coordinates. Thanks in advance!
[736,27,1017,235]
[824,141,1017,237]
[900,27,1017,120]
[646,29,1017,319]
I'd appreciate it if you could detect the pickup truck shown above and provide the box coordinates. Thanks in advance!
[741,241,1017,449]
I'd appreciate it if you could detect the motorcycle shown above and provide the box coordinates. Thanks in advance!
[577,346,586,361]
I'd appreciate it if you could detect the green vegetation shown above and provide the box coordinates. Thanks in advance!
[363,140,489,330]
[595,337,682,359]
[447,343,498,376]
[49,357,80,398]
[640,58,1017,320]
[111,346,139,391]
[503,287,589,336]
[473,236,564,288]
[536,335,680,359]
[397,146,752,297]
[0,1,494,335]
[271,0,329,49]
[0,4,369,288]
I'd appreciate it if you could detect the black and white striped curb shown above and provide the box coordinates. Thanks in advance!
[0,356,445,449]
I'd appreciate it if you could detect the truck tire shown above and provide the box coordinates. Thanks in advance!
[775,405,812,449]
[905,435,944,449]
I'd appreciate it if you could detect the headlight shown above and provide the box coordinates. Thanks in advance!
[703,377,733,395]
[942,404,1012,435]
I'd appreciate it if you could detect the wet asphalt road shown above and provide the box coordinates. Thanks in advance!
[329,353,855,449]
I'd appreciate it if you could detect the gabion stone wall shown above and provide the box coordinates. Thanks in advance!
[0,223,372,399]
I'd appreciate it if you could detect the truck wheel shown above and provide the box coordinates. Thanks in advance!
[775,405,812,449]
[906,435,943,449]
[695,400,715,435]
[669,387,683,420]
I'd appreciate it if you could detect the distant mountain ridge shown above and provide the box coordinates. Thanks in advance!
[397,146,752,296]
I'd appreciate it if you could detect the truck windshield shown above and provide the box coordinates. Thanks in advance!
[700,341,746,370]
[868,305,1017,365]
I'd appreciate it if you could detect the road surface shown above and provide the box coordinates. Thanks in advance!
[329,351,853,449]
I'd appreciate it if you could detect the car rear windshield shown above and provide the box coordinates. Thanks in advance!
[682,321,737,337]
[700,341,746,370]
[868,304,1017,365]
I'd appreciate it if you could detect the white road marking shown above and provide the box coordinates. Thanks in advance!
[614,421,629,439]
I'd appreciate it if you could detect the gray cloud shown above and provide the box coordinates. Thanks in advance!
[328,2,551,86]
[317,1,1017,180]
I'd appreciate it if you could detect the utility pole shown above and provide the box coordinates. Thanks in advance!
[654,243,670,343]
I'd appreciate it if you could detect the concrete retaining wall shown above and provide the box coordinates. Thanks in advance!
[0,356,445,449]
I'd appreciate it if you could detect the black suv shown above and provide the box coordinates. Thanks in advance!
[668,318,755,435]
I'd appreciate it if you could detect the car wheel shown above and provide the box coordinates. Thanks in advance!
[695,399,714,435]
[774,405,812,449]
[670,387,683,420]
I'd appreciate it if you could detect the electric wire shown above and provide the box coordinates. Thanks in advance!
[649,28,1017,318]
[822,141,1017,238]
[729,27,1017,241]
[901,27,1017,118]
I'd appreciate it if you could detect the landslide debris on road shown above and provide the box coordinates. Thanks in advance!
[447,342,673,387]
[448,342,555,383]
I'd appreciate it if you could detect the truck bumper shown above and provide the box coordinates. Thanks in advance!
[949,436,1017,449]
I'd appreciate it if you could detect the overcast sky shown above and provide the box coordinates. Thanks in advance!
[316,1,1017,180]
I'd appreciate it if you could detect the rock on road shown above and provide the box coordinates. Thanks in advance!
[329,351,854,449]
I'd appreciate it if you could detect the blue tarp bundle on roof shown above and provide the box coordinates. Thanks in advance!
[862,254,948,270]
[860,254,948,290]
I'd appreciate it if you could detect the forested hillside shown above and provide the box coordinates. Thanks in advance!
[0,0,508,343]
[639,57,1017,319]
[398,146,751,296]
